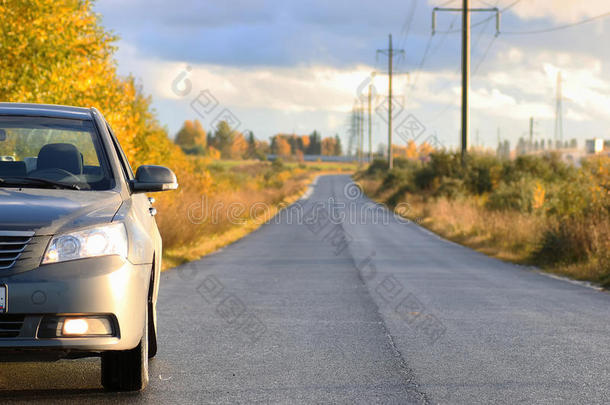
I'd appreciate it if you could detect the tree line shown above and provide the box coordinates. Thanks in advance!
[174,120,343,159]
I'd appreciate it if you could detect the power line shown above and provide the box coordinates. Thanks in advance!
[406,34,434,95]
[472,34,497,75]
[398,1,418,52]
[502,11,610,35]
[471,0,498,49]
[429,14,459,58]
[435,0,522,34]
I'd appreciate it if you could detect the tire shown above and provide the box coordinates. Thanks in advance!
[148,299,158,358]
[101,304,149,391]
[148,262,158,359]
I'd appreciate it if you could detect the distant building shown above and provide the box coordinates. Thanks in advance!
[585,138,604,154]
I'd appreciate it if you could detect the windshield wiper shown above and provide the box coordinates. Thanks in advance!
[0,177,81,190]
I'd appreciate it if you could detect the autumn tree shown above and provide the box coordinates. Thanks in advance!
[175,120,207,155]
[307,131,322,154]
[245,131,268,160]
[246,131,256,157]
[209,121,236,158]
[274,137,291,157]
[301,135,311,153]
[406,140,418,159]
[334,135,342,156]
[419,142,434,157]
[321,137,336,156]
[0,0,196,177]
[229,133,248,159]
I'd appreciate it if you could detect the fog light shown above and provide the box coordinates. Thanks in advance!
[38,315,115,338]
[63,318,88,335]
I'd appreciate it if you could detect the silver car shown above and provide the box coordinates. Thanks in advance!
[0,103,178,391]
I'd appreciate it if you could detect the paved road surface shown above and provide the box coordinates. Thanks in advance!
[2,175,609,403]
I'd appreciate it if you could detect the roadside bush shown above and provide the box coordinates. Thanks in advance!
[535,215,610,266]
[366,159,388,177]
[428,151,464,179]
[501,153,574,184]
[414,165,436,190]
[486,178,535,212]
[433,177,466,199]
[271,158,285,171]
[359,150,610,286]
[393,157,421,171]
[387,184,414,207]
[464,154,501,195]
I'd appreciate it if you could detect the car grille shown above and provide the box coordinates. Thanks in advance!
[0,231,34,270]
[0,314,25,338]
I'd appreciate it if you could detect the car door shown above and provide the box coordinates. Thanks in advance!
[105,123,158,264]
[105,122,162,343]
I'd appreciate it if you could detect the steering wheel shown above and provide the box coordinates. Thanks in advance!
[28,168,82,183]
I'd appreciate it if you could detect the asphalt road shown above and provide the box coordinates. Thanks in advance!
[1,174,609,404]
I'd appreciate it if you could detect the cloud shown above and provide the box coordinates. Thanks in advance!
[97,1,610,148]
[509,0,610,24]
[157,63,376,113]
[95,0,418,67]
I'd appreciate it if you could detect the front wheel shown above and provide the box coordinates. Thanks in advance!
[148,299,158,358]
[101,305,149,391]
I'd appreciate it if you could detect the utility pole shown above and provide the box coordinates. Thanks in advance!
[350,105,358,159]
[356,104,362,164]
[432,3,500,162]
[368,84,373,163]
[528,117,534,152]
[377,34,404,169]
[461,0,470,161]
[554,71,563,149]
[359,100,364,165]
[388,34,393,168]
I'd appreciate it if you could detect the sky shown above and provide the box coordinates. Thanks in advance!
[94,0,610,152]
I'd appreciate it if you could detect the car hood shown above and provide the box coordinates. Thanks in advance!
[0,188,123,235]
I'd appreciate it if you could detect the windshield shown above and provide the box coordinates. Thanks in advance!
[0,116,114,190]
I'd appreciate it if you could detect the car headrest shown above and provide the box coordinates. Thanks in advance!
[37,143,83,175]
[0,161,27,178]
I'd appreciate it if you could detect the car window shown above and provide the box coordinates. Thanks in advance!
[106,123,134,181]
[0,116,114,190]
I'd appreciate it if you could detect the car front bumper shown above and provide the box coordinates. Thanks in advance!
[0,255,150,357]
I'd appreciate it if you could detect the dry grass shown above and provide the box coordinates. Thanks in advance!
[411,196,545,262]
[360,177,609,287]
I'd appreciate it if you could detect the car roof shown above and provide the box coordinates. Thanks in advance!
[0,103,93,120]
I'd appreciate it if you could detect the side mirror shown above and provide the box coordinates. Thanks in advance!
[131,165,178,193]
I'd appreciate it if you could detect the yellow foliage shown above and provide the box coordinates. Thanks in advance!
[207,147,221,160]
[229,133,248,159]
[275,137,291,157]
[533,181,545,210]
[0,0,214,253]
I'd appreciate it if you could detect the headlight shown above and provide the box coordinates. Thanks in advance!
[43,223,128,264]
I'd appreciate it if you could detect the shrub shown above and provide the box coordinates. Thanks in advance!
[387,184,414,207]
[486,178,535,212]
[534,215,610,267]
[428,151,464,179]
[271,158,285,171]
[414,165,436,190]
[393,157,420,171]
[434,177,465,199]
[379,168,413,193]
[464,154,501,195]
[366,159,388,177]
